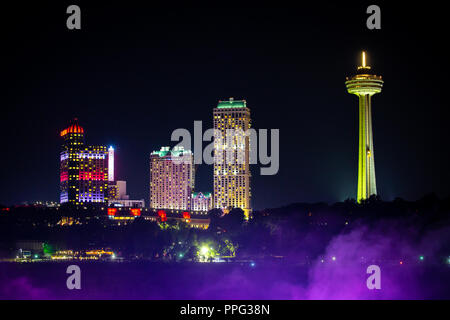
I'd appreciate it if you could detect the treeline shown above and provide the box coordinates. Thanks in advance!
[1,193,449,262]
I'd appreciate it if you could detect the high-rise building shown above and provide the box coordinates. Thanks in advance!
[60,119,109,205]
[345,52,384,202]
[192,192,212,213]
[150,146,195,211]
[213,98,251,217]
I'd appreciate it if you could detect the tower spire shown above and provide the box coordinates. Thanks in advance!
[358,51,371,70]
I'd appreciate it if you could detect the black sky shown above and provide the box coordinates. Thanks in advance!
[1,1,449,209]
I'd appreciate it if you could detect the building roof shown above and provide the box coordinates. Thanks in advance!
[192,192,212,198]
[216,98,246,109]
[60,119,84,137]
[151,146,192,157]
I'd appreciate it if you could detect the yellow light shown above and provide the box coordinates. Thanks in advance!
[362,51,366,67]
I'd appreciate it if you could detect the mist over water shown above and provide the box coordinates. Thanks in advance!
[1,219,449,299]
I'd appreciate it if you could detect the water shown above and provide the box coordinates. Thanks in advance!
[0,261,449,299]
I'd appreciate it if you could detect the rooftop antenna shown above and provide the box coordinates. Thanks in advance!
[358,51,371,70]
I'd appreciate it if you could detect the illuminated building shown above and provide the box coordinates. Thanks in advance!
[150,146,195,211]
[116,181,128,200]
[107,147,117,200]
[107,182,118,201]
[143,214,210,229]
[108,146,114,181]
[108,180,127,202]
[109,199,145,208]
[111,180,145,207]
[108,180,144,208]
[107,207,141,222]
[192,192,212,213]
[60,119,109,205]
[213,98,251,217]
[346,52,384,202]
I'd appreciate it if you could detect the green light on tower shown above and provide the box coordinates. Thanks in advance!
[346,51,384,203]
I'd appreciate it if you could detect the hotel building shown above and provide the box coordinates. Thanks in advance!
[149,146,195,211]
[192,192,212,213]
[60,120,109,205]
[213,98,251,217]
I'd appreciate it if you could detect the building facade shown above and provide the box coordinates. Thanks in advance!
[213,98,251,217]
[345,52,383,203]
[107,180,144,207]
[150,146,195,211]
[109,199,145,208]
[60,120,109,205]
[192,192,212,213]
[107,182,118,201]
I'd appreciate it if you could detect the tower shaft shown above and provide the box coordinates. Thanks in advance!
[357,94,377,202]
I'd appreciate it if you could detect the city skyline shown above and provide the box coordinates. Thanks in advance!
[1,2,450,304]
[1,3,448,209]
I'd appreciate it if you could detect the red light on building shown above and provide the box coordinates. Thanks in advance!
[157,210,167,222]
[183,212,190,219]
[79,171,105,181]
[60,123,84,137]
[60,172,68,182]
[131,208,141,216]
[107,208,117,216]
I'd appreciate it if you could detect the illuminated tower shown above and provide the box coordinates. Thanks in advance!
[213,98,251,217]
[108,146,114,182]
[60,119,85,204]
[60,119,109,205]
[345,52,383,202]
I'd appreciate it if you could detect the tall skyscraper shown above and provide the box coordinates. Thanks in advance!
[60,119,109,205]
[149,146,195,211]
[345,52,384,202]
[213,98,251,217]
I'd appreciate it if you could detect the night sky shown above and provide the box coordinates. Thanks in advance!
[1,2,448,209]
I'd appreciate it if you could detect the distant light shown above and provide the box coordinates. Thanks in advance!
[179,253,184,258]
[399,261,403,265]
[447,257,450,264]
[200,246,209,255]
[34,254,39,259]
[419,255,424,261]
[109,146,114,151]
[320,259,324,263]
[332,256,336,261]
